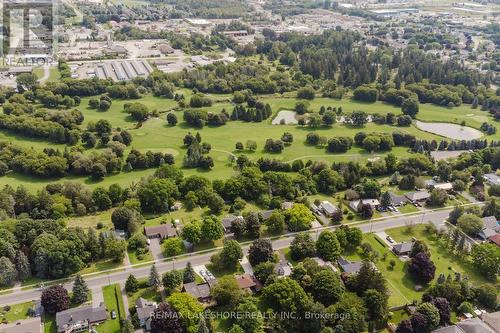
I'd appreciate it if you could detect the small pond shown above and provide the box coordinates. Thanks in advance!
[415,121,482,140]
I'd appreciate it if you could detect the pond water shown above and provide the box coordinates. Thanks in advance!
[415,121,482,140]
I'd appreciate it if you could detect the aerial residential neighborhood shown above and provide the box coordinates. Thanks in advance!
[0,0,499,332]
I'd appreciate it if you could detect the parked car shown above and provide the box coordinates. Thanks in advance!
[386,236,395,244]
[111,310,117,319]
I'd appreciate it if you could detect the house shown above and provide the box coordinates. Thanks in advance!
[310,203,321,214]
[392,241,414,256]
[405,190,431,203]
[488,234,500,247]
[312,257,337,272]
[221,215,243,234]
[258,210,275,220]
[478,216,499,240]
[483,173,500,186]
[432,182,453,192]
[182,281,216,303]
[281,201,294,210]
[235,274,262,293]
[135,298,157,331]
[0,317,42,333]
[482,311,500,333]
[274,260,292,277]
[388,192,407,206]
[337,256,364,275]
[320,201,338,217]
[157,43,175,54]
[144,224,177,239]
[170,202,182,211]
[349,199,380,212]
[456,318,496,333]
[55,305,107,333]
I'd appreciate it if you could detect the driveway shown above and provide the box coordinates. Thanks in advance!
[375,231,393,247]
[149,238,164,260]
[239,256,253,275]
[92,287,104,307]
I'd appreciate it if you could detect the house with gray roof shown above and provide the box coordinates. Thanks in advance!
[55,305,107,333]
[405,190,431,202]
[221,215,243,234]
[135,298,157,331]
[144,224,177,239]
[478,216,499,240]
[392,241,414,256]
[337,256,373,275]
[320,201,338,217]
[182,281,216,303]
[484,173,500,186]
[388,192,408,206]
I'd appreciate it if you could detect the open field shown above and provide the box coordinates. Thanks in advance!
[0,91,497,191]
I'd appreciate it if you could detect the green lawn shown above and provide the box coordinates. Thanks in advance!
[344,234,417,307]
[43,314,56,333]
[1,90,497,192]
[99,284,125,333]
[0,301,33,323]
[128,248,153,265]
[126,279,161,312]
[385,225,495,285]
[80,259,123,275]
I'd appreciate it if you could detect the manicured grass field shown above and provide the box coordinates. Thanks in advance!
[128,248,153,265]
[43,314,56,333]
[385,225,495,285]
[0,91,497,191]
[126,278,161,312]
[80,259,123,275]
[99,284,125,333]
[0,301,33,323]
[344,234,415,307]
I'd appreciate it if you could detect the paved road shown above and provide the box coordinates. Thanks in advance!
[0,208,452,306]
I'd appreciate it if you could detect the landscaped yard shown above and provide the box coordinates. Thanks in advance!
[128,248,153,265]
[98,284,125,333]
[80,259,124,275]
[343,234,417,308]
[385,225,494,285]
[0,301,33,323]
[126,278,161,312]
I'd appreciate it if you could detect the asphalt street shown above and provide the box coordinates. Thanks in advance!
[0,208,452,306]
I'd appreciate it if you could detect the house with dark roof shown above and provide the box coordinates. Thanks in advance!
[320,201,338,217]
[388,192,408,206]
[235,274,262,293]
[405,190,431,202]
[0,317,42,333]
[144,224,177,239]
[182,281,216,303]
[478,216,499,240]
[135,298,157,331]
[221,215,243,234]
[456,317,495,333]
[392,241,414,256]
[337,256,372,275]
[55,305,107,333]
